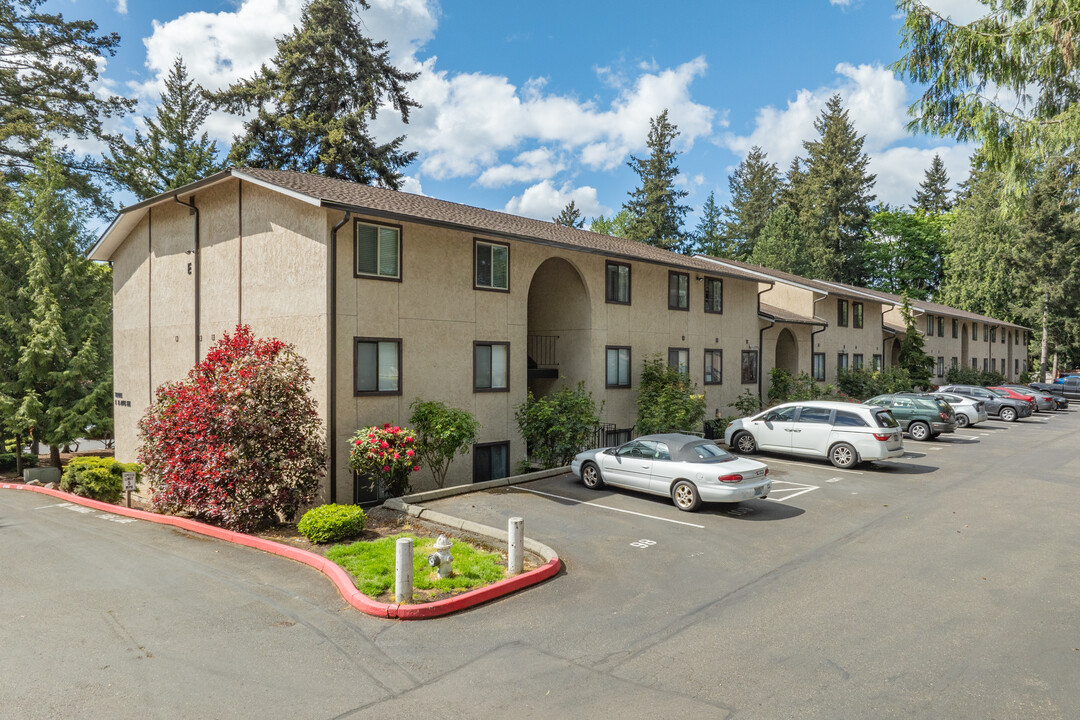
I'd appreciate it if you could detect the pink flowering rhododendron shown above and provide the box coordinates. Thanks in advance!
[137,325,327,532]
[348,422,421,497]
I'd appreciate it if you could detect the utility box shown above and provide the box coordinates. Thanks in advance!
[24,467,61,484]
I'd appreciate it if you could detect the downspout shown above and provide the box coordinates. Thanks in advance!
[757,285,774,403]
[174,195,200,368]
[811,293,827,376]
[329,211,351,504]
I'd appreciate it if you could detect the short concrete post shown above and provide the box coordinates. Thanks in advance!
[508,516,524,575]
[395,537,413,603]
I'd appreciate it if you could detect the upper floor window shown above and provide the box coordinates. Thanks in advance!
[972,322,978,340]
[926,314,934,336]
[837,299,849,327]
[983,325,988,341]
[474,342,509,391]
[475,239,509,291]
[853,302,864,329]
[937,317,945,337]
[952,318,959,338]
[355,338,401,395]
[605,261,631,304]
[990,327,997,343]
[355,221,401,280]
[1000,328,1006,343]
[668,271,689,310]
[704,277,723,313]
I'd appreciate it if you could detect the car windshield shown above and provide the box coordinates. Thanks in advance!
[688,442,735,463]
[873,410,899,428]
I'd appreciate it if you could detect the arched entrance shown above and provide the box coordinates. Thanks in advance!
[775,328,799,374]
[527,257,591,398]
[890,337,902,367]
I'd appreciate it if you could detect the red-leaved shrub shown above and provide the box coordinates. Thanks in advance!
[137,325,327,531]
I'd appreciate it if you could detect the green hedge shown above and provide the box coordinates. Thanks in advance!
[60,457,140,503]
[297,504,367,544]
[0,453,38,472]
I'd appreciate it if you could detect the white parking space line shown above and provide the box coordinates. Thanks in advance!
[928,446,943,451]
[763,458,863,475]
[954,435,981,440]
[766,480,820,502]
[510,487,706,528]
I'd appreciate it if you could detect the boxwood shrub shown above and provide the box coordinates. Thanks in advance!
[0,453,38,473]
[60,457,140,503]
[297,504,367,544]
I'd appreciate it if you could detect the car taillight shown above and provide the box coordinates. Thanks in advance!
[872,432,892,441]
[939,412,949,421]
[718,473,743,483]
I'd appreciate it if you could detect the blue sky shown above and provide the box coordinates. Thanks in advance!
[63,0,986,227]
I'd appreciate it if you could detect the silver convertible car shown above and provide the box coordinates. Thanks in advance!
[570,433,771,512]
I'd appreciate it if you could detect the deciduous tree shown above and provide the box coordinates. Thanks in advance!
[864,207,946,299]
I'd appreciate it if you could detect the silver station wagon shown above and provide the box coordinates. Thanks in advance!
[571,433,771,512]
[724,400,905,468]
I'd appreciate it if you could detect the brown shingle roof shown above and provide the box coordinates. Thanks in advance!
[759,303,825,326]
[697,255,886,302]
[235,167,765,283]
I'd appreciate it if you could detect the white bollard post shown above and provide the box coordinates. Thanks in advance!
[508,516,524,575]
[395,537,413,603]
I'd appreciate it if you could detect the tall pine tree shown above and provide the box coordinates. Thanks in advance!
[0,146,112,468]
[721,146,781,258]
[692,191,726,256]
[553,200,585,228]
[912,153,952,213]
[211,0,419,189]
[798,94,876,284]
[623,109,690,252]
[107,57,224,199]
[749,205,809,276]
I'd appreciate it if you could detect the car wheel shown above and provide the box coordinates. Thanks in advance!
[733,432,757,454]
[1000,407,1017,422]
[909,421,931,441]
[671,480,701,512]
[955,414,969,428]
[829,442,857,469]
[580,462,604,489]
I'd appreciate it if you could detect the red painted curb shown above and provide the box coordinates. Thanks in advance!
[1,483,561,620]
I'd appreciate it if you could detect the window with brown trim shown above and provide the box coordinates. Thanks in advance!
[853,302,864,329]
[473,442,510,483]
[704,349,722,384]
[741,350,758,384]
[474,239,509,291]
[474,342,509,391]
[668,271,689,310]
[605,261,631,304]
[354,337,401,395]
[354,220,401,280]
[952,318,959,338]
[812,353,826,381]
[937,316,945,337]
[853,353,863,370]
[668,347,689,375]
[606,346,631,388]
[704,277,723,313]
[837,352,849,372]
[837,299,849,327]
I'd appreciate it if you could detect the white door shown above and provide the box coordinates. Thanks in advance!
[750,406,797,451]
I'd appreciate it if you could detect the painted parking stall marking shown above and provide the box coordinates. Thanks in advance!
[510,486,706,529]
[36,501,137,524]
[765,480,820,502]
[764,457,863,475]
[630,539,656,549]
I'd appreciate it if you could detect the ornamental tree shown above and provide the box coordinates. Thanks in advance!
[408,400,479,489]
[348,423,420,497]
[137,325,327,532]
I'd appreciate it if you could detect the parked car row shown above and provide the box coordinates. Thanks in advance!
[571,385,1068,513]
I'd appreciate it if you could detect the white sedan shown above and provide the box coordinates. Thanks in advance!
[570,433,771,512]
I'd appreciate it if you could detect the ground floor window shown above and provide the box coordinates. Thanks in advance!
[951,357,958,369]
[704,349,722,385]
[937,356,945,377]
[872,354,882,371]
[741,350,758,384]
[354,338,401,394]
[667,347,689,375]
[474,342,509,391]
[1015,359,1019,375]
[837,352,849,372]
[474,442,509,483]
[606,346,631,387]
[812,352,825,381]
[972,357,979,369]
[852,353,863,370]
[983,358,988,372]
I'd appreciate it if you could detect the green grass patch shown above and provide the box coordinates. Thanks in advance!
[325,533,506,600]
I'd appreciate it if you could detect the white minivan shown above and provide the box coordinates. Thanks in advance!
[724,400,905,468]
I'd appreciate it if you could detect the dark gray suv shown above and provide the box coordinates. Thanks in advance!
[937,384,1033,422]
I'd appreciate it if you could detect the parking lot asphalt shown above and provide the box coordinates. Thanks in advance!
[3,410,1079,719]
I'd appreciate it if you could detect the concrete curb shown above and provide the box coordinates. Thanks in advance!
[1,482,560,620]
[393,466,568,505]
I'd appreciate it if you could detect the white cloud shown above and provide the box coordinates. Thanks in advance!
[115,0,128,14]
[503,181,610,221]
[924,0,988,23]
[871,144,974,207]
[475,147,566,188]
[830,0,854,5]
[398,175,425,195]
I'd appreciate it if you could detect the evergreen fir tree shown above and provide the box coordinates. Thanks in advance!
[897,296,934,389]
[912,153,952,213]
[692,191,726,256]
[107,57,224,200]
[211,0,419,189]
[553,200,585,228]
[721,146,781,258]
[0,146,112,468]
[748,205,809,276]
[623,109,690,252]
[589,209,633,238]
[799,94,876,284]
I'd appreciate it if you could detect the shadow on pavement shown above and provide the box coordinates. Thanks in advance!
[866,461,939,475]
